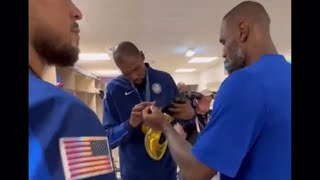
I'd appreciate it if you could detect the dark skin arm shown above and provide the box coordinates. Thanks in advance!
[142,105,217,180]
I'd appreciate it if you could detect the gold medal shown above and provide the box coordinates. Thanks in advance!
[144,113,174,160]
[141,123,150,134]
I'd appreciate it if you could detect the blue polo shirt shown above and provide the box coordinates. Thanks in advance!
[192,54,291,180]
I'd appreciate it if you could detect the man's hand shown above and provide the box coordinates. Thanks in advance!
[129,102,154,128]
[169,102,195,120]
[174,123,187,139]
[142,105,170,131]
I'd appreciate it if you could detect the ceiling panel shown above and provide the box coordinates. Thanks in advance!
[73,0,291,77]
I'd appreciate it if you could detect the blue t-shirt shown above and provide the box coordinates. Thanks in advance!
[192,54,291,180]
[29,70,117,180]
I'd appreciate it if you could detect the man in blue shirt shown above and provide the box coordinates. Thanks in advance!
[103,41,194,180]
[29,0,116,179]
[141,1,291,180]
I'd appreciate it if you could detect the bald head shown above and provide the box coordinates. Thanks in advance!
[223,1,270,28]
[113,41,146,85]
[219,1,276,75]
[113,41,143,63]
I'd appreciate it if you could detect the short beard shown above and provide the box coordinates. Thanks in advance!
[33,27,79,67]
[226,45,246,74]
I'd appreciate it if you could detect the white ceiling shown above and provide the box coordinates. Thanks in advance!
[73,0,291,78]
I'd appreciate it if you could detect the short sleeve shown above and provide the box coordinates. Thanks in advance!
[192,72,266,178]
[29,94,117,179]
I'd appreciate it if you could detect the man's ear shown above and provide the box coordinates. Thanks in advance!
[239,21,249,42]
[140,51,145,61]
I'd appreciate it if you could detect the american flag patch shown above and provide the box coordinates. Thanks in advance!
[59,136,114,180]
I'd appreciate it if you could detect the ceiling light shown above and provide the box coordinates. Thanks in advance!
[175,68,196,73]
[79,53,110,61]
[188,57,218,63]
[185,49,196,57]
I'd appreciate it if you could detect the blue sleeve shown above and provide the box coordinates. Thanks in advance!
[29,95,117,180]
[168,75,180,97]
[29,129,51,180]
[103,89,134,149]
[191,72,266,178]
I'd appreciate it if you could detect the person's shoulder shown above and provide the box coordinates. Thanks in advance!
[222,69,260,87]
[106,75,131,93]
[247,54,290,73]
[223,55,290,88]
[150,68,171,77]
[29,76,87,110]
[149,67,174,80]
[219,69,265,100]
[29,77,104,130]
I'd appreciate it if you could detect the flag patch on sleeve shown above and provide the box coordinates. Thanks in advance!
[59,136,114,180]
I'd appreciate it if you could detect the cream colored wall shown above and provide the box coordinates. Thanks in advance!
[170,63,227,92]
[197,62,226,92]
[171,72,200,85]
